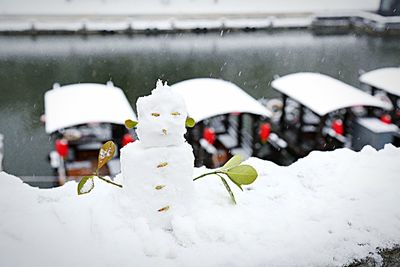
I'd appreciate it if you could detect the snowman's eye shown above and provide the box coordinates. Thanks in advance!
[171,112,180,116]
[151,112,160,117]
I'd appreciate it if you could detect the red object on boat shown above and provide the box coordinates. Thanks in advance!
[332,119,344,135]
[122,133,135,147]
[55,139,69,158]
[380,114,392,124]
[203,128,216,145]
[259,122,271,144]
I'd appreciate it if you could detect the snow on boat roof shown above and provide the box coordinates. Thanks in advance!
[45,83,136,134]
[359,67,400,97]
[271,72,392,116]
[171,78,272,122]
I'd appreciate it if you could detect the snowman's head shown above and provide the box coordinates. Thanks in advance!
[136,80,188,147]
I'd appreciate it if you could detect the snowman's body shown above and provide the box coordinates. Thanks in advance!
[121,81,194,229]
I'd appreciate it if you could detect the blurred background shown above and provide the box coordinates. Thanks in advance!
[0,0,399,181]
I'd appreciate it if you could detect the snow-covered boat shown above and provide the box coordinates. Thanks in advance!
[171,78,290,168]
[44,82,136,184]
[359,67,400,126]
[271,72,397,158]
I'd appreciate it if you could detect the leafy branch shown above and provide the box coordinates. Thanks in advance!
[125,119,138,129]
[193,155,258,204]
[77,141,122,195]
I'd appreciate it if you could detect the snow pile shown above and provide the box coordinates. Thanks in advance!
[121,80,194,229]
[1,145,400,266]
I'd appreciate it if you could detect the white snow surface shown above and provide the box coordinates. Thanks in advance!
[272,72,392,116]
[1,145,400,266]
[360,67,400,97]
[121,141,195,229]
[357,118,399,133]
[126,80,194,229]
[171,78,272,122]
[44,83,136,134]
[136,80,188,148]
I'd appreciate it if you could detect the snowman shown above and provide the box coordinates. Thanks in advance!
[120,80,195,229]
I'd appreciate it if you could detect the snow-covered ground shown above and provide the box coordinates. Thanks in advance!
[0,145,399,266]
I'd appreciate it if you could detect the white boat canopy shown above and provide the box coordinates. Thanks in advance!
[171,78,272,122]
[359,67,400,97]
[45,83,136,134]
[271,72,392,116]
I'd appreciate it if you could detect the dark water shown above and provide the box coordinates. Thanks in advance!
[0,30,399,177]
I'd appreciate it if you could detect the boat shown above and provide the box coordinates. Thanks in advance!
[44,82,136,184]
[270,72,396,159]
[171,78,290,168]
[359,67,400,126]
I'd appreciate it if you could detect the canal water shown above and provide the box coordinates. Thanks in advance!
[0,30,399,178]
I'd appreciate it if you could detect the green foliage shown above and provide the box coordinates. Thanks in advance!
[219,154,244,171]
[77,141,122,196]
[185,117,196,128]
[125,119,138,129]
[225,165,258,185]
[98,141,116,170]
[193,154,258,204]
[77,176,94,195]
[219,175,236,204]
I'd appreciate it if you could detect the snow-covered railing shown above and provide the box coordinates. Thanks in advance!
[1,13,399,34]
[312,11,400,32]
[0,17,312,34]
[1,9,399,34]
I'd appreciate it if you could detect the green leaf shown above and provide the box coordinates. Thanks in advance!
[219,175,236,204]
[185,117,195,128]
[125,119,138,129]
[98,141,116,170]
[229,178,244,191]
[220,154,244,171]
[77,176,95,195]
[224,165,258,185]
